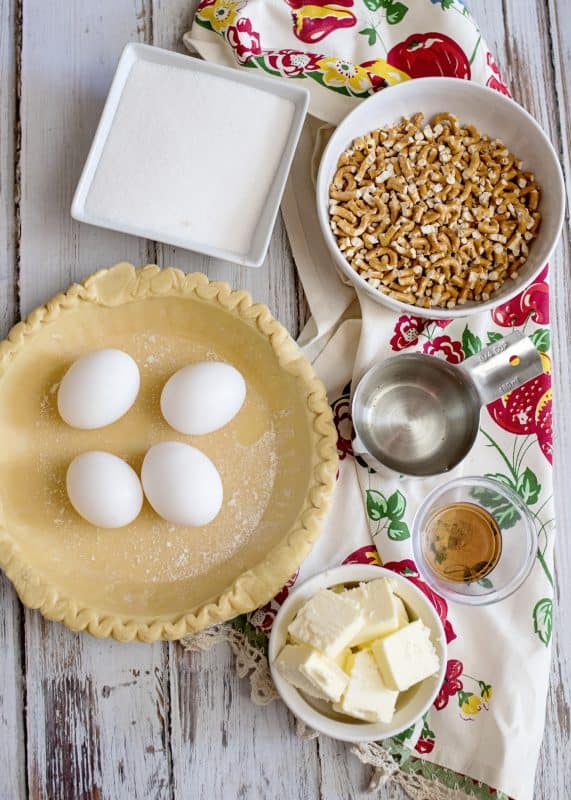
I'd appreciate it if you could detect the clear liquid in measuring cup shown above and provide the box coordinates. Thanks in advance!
[361,359,476,475]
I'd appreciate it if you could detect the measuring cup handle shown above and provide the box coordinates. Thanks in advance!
[458,331,544,406]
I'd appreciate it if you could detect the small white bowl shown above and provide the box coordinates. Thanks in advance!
[268,564,447,743]
[72,43,309,268]
[316,77,565,319]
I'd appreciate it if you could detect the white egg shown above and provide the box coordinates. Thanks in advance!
[141,442,223,526]
[160,361,246,435]
[57,349,140,429]
[66,451,143,528]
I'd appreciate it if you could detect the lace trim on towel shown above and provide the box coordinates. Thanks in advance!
[182,623,501,799]
[353,743,473,799]
[182,623,278,705]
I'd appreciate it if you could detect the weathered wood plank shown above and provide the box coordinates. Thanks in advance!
[0,0,26,798]
[18,3,171,798]
[537,2,571,797]
[478,3,571,798]
[318,736,410,800]
[17,0,151,314]
[25,619,172,800]
[169,643,320,800]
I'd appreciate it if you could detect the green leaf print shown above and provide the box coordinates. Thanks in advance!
[530,328,550,353]
[486,331,504,346]
[388,519,411,541]
[471,484,521,529]
[477,577,493,589]
[470,486,501,507]
[366,489,387,520]
[533,597,553,646]
[441,0,455,8]
[462,325,482,357]
[490,500,521,528]
[362,0,384,10]
[393,722,416,742]
[386,489,406,520]
[516,467,541,505]
[359,27,378,46]
[485,472,516,491]
[386,2,408,24]
[420,716,435,739]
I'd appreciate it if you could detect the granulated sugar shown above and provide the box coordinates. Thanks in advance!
[85,60,295,255]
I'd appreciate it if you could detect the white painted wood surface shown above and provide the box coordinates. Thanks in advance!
[0,2,568,799]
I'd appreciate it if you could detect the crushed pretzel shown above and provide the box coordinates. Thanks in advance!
[328,113,542,309]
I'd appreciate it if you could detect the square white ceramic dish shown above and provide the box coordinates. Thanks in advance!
[71,43,310,267]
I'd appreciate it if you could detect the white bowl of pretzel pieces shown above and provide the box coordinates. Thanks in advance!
[316,77,565,319]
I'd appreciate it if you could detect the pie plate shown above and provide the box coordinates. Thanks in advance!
[0,263,338,642]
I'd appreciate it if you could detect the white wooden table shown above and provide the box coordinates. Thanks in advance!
[0,2,569,798]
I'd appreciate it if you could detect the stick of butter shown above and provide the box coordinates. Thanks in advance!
[371,619,440,692]
[343,579,401,646]
[287,588,364,658]
[274,643,349,702]
[333,650,398,723]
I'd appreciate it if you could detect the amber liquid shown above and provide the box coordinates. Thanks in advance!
[421,502,502,583]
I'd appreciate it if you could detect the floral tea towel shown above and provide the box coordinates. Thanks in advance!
[184,3,555,799]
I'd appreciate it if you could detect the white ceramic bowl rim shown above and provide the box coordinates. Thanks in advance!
[316,77,566,319]
[268,564,447,743]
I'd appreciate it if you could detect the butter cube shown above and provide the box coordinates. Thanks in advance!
[395,595,409,628]
[274,644,349,702]
[344,579,401,646]
[371,619,440,691]
[334,648,352,671]
[288,589,364,658]
[333,650,398,723]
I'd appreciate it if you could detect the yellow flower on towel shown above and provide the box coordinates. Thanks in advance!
[316,56,409,97]
[316,57,373,95]
[198,0,244,33]
[458,691,482,717]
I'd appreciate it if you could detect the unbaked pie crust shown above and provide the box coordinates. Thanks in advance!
[0,263,337,642]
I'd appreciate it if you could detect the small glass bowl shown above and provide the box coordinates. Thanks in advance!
[412,476,538,606]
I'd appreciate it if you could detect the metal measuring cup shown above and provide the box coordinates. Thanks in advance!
[352,332,543,477]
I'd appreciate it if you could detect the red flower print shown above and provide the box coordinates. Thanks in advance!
[435,319,453,329]
[265,49,323,76]
[248,571,299,631]
[415,736,435,754]
[331,391,353,460]
[487,353,552,462]
[414,715,436,753]
[227,18,262,63]
[285,0,356,44]
[384,559,457,643]
[485,51,511,97]
[358,60,389,91]
[390,315,427,351]
[491,265,549,327]
[434,659,464,710]
[342,545,381,566]
[422,335,464,364]
[387,32,471,80]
